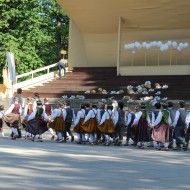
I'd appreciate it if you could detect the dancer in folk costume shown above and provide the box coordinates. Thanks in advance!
[151,103,171,151]
[63,100,75,142]
[173,101,188,150]
[111,99,119,143]
[4,97,22,139]
[26,101,49,142]
[43,98,55,140]
[74,104,86,144]
[96,101,105,143]
[167,102,176,149]
[115,101,126,146]
[82,103,98,145]
[49,101,65,143]
[184,109,190,151]
[33,93,41,109]
[125,105,136,146]
[98,104,117,146]
[84,102,91,142]
[0,105,5,137]
[22,97,35,139]
[134,102,150,149]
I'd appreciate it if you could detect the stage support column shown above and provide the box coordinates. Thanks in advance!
[117,17,122,76]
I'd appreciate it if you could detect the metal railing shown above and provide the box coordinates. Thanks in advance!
[16,63,57,83]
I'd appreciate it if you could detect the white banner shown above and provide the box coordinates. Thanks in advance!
[6,51,16,84]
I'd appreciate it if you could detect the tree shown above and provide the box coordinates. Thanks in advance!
[0,0,69,75]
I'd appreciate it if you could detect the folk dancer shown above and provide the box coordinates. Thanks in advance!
[82,103,98,145]
[0,105,5,137]
[26,101,49,142]
[4,97,22,139]
[167,101,176,149]
[173,101,188,150]
[22,97,35,139]
[74,104,86,144]
[43,97,55,140]
[151,103,171,151]
[184,109,190,151]
[134,102,150,149]
[115,101,126,146]
[63,100,75,142]
[49,101,65,143]
[84,102,91,142]
[98,104,117,146]
[125,105,136,146]
[96,101,105,143]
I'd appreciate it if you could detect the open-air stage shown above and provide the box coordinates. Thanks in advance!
[0,129,190,190]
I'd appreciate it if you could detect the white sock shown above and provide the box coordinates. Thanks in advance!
[82,134,85,142]
[11,127,18,135]
[164,142,169,148]
[76,133,81,141]
[57,132,62,140]
[48,128,54,136]
[90,134,94,143]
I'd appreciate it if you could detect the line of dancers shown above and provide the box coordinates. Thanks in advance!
[0,93,190,151]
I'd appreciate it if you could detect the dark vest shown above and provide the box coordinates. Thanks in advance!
[153,110,160,120]
[116,109,125,126]
[85,108,90,115]
[65,107,74,123]
[128,112,135,127]
[167,108,176,123]
[100,109,105,119]
[176,109,187,127]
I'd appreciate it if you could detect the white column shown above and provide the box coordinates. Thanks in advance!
[116,17,122,76]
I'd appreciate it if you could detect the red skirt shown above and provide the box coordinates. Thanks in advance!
[152,123,170,143]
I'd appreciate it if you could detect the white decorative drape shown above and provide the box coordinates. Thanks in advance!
[6,51,16,84]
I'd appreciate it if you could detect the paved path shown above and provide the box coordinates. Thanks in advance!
[0,129,190,190]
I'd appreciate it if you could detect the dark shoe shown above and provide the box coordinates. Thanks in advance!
[56,139,63,143]
[183,143,189,151]
[71,135,74,142]
[76,140,82,144]
[63,139,67,143]
[173,147,181,151]
[131,143,137,147]
[168,142,173,149]
[124,142,129,146]
[51,135,55,140]
[114,139,119,146]
[147,142,154,147]
[161,147,169,151]
[104,142,110,146]
[181,141,187,148]
[38,138,43,142]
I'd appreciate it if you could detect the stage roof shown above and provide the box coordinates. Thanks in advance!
[57,0,190,34]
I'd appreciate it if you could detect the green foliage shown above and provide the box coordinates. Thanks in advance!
[0,0,69,75]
